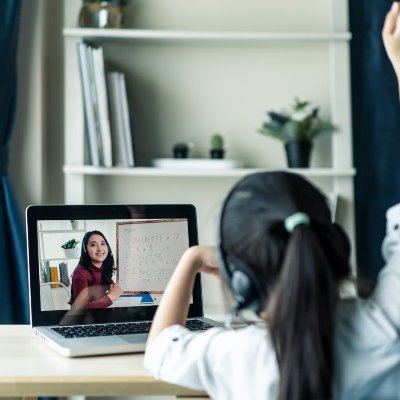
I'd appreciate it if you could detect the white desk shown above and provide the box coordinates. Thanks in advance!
[0,325,208,399]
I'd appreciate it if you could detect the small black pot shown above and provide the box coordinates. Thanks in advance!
[284,140,312,168]
[173,148,189,158]
[210,149,225,159]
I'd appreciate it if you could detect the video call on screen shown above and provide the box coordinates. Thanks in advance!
[37,218,189,311]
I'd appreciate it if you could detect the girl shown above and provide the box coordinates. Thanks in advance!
[69,230,122,309]
[144,171,400,399]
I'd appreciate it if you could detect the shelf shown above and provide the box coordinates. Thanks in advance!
[63,28,351,43]
[38,229,85,234]
[63,165,356,178]
[63,1,356,280]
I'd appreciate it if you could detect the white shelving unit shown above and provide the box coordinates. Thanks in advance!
[63,164,355,178]
[63,0,355,289]
[63,27,351,42]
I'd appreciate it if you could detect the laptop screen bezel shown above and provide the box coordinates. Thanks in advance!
[26,204,202,327]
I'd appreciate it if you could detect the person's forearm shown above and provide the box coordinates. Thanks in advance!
[147,246,201,344]
[87,295,113,308]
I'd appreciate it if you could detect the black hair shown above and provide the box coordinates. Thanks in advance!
[221,171,351,400]
[79,230,116,285]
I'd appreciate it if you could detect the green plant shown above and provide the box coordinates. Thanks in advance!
[173,142,189,152]
[258,98,336,143]
[61,239,80,249]
[210,134,224,151]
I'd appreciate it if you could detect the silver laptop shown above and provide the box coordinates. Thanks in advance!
[26,204,221,357]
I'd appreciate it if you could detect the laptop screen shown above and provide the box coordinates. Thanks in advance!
[26,204,202,326]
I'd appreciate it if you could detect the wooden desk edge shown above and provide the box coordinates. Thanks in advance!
[0,378,207,397]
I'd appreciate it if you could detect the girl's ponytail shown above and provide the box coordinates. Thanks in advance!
[268,224,338,400]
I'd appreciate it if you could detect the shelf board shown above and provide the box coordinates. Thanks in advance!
[38,229,85,234]
[63,165,356,178]
[63,28,351,43]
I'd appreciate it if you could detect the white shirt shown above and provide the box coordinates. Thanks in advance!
[144,205,400,400]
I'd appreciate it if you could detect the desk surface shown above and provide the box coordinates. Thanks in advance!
[0,325,207,398]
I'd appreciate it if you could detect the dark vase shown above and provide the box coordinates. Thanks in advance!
[210,149,225,159]
[284,140,312,168]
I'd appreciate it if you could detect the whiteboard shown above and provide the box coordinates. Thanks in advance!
[116,219,189,292]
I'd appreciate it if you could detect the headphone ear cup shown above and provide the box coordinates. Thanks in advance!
[222,254,266,314]
[231,264,266,313]
[231,269,256,311]
[217,187,266,314]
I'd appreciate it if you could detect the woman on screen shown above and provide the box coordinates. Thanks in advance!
[69,230,122,309]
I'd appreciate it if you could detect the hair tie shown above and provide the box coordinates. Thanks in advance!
[284,212,310,233]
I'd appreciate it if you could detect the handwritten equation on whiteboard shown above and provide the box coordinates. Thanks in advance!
[116,219,189,292]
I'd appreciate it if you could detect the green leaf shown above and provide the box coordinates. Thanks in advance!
[308,120,337,140]
[282,121,300,142]
[61,239,80,249]
[258,123,287,142]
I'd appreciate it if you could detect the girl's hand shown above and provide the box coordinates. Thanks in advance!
[383,2,400,77]
[107,282,123,301]
[186,245,220,277]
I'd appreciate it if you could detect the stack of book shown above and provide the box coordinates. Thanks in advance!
[76,42,135,167]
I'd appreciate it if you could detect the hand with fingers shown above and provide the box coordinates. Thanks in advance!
[107,282,123,301]
[383,2,400,90]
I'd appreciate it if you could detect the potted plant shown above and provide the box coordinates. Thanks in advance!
[61,239,81,258]
[78,0,128,29]
[70,220,79,230]
[173,142,190,159]
[209,134,225,159]
[258,98,336,168]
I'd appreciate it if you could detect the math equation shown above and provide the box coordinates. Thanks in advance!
[116,219,189,292]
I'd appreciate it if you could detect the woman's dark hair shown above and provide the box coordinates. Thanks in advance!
[221,171,351,400]
[79,230,116,285]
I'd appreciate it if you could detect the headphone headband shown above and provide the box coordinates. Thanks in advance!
[218,183,266,314]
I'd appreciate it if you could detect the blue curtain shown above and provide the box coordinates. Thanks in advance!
[0,0,29,324]
[349,1,400,283]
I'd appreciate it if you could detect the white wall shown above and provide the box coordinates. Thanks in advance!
[12,1,349,313]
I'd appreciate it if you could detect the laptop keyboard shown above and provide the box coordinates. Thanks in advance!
[51,319,214,339]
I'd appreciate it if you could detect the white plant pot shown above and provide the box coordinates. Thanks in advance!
[63,247,80,259]
[70,220,79,230]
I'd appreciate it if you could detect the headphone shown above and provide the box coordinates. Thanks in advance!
[217,187,267,315]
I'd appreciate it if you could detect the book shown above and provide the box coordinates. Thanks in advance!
[107,71,135,167]
[118,73,135,167]
[44,261,51,283]
[92,46,113,167]
[59,262,71,287]
[50,266,60,288]
[76,42,101,167]
[85,45,104,165]
[107,72,129,167]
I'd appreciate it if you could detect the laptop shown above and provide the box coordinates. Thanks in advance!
[26,204,222,357]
